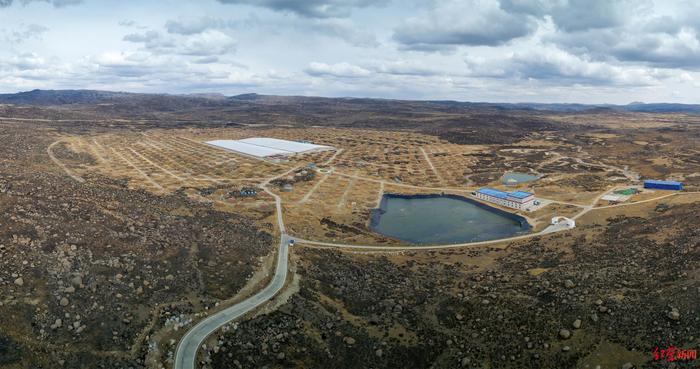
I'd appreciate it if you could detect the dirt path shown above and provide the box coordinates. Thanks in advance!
[420,146,444,184]
[299,172,332,204]
[375,181,385,208]
[334,170,473,193]
[135,140,226,184]
[89,139,109,164]
[336,170,359,210]
[128,147,186,181]
[47,140,85,183]
[110,148,164,190]
[323,148,344,166]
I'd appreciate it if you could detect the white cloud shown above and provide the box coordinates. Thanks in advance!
[215,0,388,19]
[3,23,48,43]
[305,62,371,78]
[164,15,378,47]
[463,43,675,87]
[0,0,82,8]
[393,0,538,49]
[124,29,237,57]
[1,0,700,103]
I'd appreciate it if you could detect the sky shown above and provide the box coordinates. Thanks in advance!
[1,0,700,104]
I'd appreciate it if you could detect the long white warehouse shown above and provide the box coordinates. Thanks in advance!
[206,137,335,159]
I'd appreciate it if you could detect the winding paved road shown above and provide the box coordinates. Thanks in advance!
[173,183,292,369]
[173,233,291,369]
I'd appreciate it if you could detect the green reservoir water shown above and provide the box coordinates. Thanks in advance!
[502,172,540,185]
[370,194,531,245]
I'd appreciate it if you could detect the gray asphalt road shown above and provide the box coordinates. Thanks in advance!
[174,186,290,369]
[173,233,290,369]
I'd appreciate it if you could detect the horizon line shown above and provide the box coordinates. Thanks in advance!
[2,88,698,107]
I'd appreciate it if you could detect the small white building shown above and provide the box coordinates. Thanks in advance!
[475,188,535,210]
[551,217,576,229]
[601,194,624,202]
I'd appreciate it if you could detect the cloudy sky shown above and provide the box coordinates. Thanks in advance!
[1,0,700,103]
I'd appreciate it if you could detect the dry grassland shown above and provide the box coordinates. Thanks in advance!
[54,126,699,246]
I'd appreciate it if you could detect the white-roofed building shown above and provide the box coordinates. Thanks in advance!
[206,137,335,159]
[238,137,333,153]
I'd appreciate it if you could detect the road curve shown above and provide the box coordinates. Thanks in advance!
[294,228,558,251]
[47,140,85,183]
[174,187,290,369]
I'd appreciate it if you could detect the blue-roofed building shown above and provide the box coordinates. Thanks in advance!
[509,191,533,199]
[475,188,535,210]
[643,180,683,191]
[478,188,508,199]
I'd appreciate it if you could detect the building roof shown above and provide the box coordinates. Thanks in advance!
[614,188,638,196]
[206,137,334,158]
[207,140,288,157]
[508,191,534,199]
[477,188,509,199]
[644,180,682,186]
[601,194,624,202]
[478,188,534,201]
[238,137,333,153]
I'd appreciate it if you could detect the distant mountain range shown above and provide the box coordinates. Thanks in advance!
[0,89,133,105]
[1,89,699,114]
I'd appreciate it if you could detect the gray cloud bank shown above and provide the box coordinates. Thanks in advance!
[1,0,699,103]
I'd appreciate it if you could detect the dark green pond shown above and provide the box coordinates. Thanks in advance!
[370,194,531,245]
[502,172,540,185]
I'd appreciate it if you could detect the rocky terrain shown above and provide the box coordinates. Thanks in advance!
[208,201,698,369]
[0,122,273,368]
[0,91,697,369]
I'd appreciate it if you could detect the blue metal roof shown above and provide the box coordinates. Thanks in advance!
[478,188,534,200]
[644,180,682,186]
[509,191,534,199]
[477,188,508,199]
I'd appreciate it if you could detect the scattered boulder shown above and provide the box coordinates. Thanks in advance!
[70,275,83,287]
[50,319,62,330]
[667,308,680,321]
[572,319,582,329]
[559,329,571,339]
